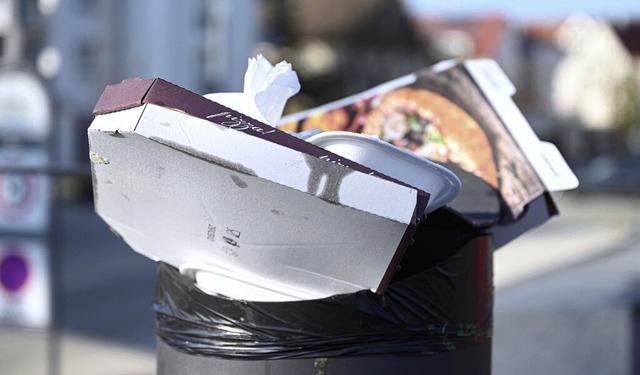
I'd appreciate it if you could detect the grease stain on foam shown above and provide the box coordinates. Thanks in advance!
[149,136,258,177]
[155,166,166,178]
[230,174,248,188]
[304,154,353,203]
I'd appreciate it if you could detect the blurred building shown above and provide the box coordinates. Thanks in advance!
[410,11,640,163]
[259,0,433,110]
[615,20,640,155]
[3,0,640,194]
[515,16,640,162]
[1,0,260,191]
[0,0,40,65]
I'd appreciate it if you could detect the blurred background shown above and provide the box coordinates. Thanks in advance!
[0,0,639,374]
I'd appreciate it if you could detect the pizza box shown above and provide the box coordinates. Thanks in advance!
[88,78,432,302]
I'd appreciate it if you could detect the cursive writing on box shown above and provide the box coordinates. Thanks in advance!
[206,111,366,171]
[318,155,351,169]
[206,112,277,135]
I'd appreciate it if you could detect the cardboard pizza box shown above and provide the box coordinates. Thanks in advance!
[88,78,430,301]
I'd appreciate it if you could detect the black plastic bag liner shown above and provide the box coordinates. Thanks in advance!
[152,209,493,360]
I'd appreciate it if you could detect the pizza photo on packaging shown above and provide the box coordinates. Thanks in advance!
[280,61,546,221]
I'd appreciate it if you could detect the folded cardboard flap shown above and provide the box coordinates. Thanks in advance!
[463,59,579,192]
[93,77,155,115]
[94,77,430,211]
[92,78,431,221]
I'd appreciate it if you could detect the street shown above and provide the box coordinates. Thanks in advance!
[1,199,157,375]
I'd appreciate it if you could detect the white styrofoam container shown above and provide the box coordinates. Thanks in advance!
[307,131,461,214]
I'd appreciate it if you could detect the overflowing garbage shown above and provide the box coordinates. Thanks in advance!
[88,56,577,360]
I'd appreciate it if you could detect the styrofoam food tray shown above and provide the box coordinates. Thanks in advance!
[307,131,461,214]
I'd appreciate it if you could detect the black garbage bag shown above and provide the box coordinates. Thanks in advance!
[152,208,493,360]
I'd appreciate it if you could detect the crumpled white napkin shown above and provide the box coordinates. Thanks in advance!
[204,54,300,126]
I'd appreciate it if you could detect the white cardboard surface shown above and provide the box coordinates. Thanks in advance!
[88,104,420,301]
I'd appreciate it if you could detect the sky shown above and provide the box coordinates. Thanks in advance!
[401,0,640,23]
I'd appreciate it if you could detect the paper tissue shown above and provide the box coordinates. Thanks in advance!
[204,55,301,126]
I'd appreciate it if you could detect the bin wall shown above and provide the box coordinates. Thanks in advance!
[157,338,492,375]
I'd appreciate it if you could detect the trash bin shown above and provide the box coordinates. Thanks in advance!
[151,183,559,375]
[152,204,498,375]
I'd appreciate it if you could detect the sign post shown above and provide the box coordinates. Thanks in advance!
[0,66,53,331]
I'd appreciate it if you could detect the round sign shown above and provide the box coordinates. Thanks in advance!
[0,173,37,220]
[0,67,52,143]
[0,251,29,292]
